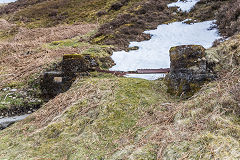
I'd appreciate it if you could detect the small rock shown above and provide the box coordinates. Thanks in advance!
[126,46,139,52]
[97,10,107,17]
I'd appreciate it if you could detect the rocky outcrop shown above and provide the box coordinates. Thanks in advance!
[165,45,216,97]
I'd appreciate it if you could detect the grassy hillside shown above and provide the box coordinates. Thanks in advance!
[0,0,175,49]
[0,34,239,158]
[0,0,147,28]
[0,0,239,159]
[216,0,240,37]
[0,74,172,159]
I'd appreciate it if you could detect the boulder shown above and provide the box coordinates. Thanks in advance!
[165,45,216,97]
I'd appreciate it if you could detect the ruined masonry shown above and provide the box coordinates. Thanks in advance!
[165,45,216,97]
[40,54,98,98]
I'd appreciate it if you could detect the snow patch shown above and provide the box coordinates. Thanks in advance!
[0,0,16,3]
[124,74,166,80]
[110,20,221,80]
[168,0,200,12]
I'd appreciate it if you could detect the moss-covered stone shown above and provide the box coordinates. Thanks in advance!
[166,45,215,97]
[169,45,206,72]
[62,54,84,60]
[62,54,97,74]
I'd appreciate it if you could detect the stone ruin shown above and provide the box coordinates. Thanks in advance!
[40,54,98,98]
[40,45,216,98]
[165,45,216,97]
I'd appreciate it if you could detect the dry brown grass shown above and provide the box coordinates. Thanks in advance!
[0,21,98,88]
[0,19,15,30]
[216,0,240,37]
[132,66,240,159]
[31,77,97,128]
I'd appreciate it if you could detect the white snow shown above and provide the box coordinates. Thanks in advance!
[110,20,221,80]
[168,0,200,12]
[0,0,16,3]
[124,74,166,80]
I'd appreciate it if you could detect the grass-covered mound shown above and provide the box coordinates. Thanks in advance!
[0,0,239,159]
[0,21,100,112]
[164,70,240,159]
[0,74,172,159]
[0,34,240,159]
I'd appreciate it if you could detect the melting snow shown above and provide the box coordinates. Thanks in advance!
[0,0,16,3]
[168,0,200,12]
[124,74,166,80]
[110,20,221,80]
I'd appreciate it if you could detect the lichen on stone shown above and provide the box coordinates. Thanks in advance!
[166,45,215,97]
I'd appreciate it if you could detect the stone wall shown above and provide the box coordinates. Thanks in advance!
[40,54,99,98]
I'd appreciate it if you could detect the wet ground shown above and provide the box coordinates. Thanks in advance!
[0,114,29,130]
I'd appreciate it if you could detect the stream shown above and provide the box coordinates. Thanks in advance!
[0,0,27,130]
[0,114,29,130]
